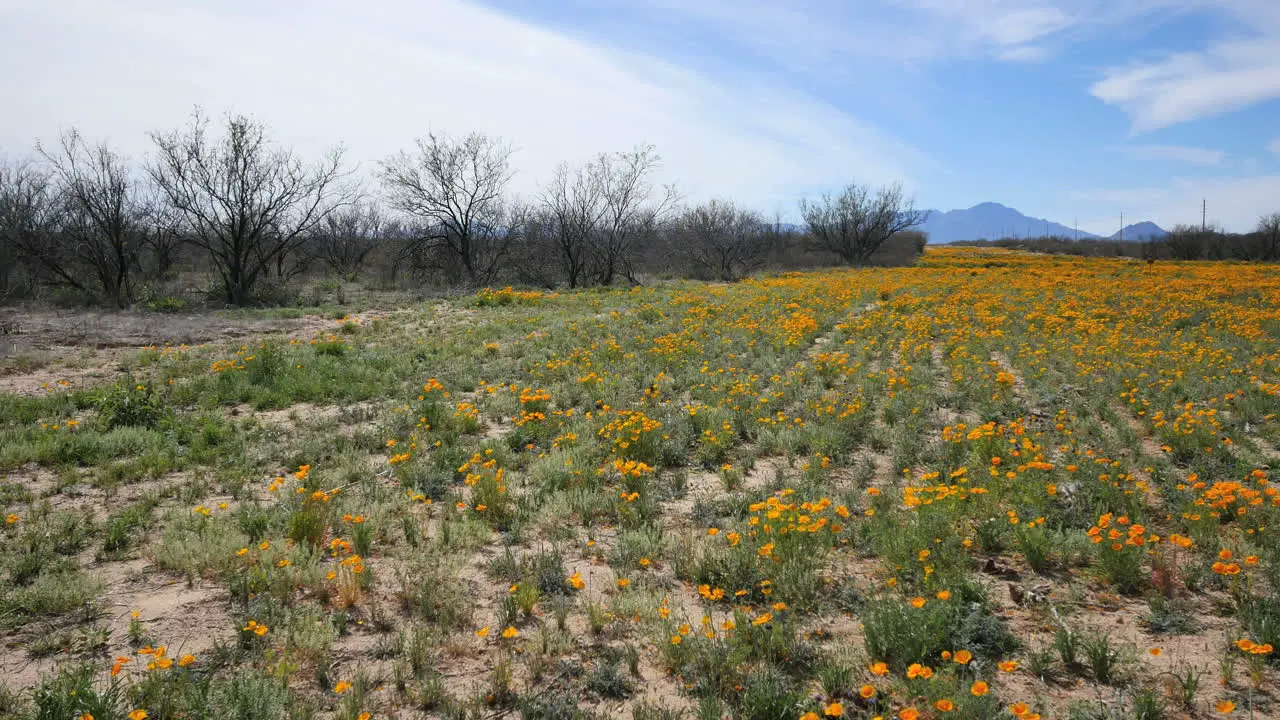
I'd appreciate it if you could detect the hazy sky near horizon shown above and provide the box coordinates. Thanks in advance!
[2,0,1279,234]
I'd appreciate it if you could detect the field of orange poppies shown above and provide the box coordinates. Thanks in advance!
[1,247,1278,720]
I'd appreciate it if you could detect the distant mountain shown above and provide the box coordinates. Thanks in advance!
[1109,221,1168,242]
[918,202,1099,244]
[780,202,1167,245]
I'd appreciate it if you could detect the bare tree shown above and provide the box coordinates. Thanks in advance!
[1202,224,1229,260]
[505,209,562,287]
[1256,213,1280,262]
[589,145,677,286]
[800,181,925,265]
[669,199,771,281]
[492,199,533,278]
[30,130,149,307]
[148,109,353,305]
[0,158,58,299]
[1140,236,1164,262]
[138,193,185,278]
[539,160,607,288]
[309,201,387,279]
[1165,224,1210,261]
[380,132,515,286]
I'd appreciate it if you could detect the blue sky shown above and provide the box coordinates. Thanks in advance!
[2,0,1279,233]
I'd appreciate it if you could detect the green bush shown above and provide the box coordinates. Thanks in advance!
[208,671,291,720]
[31,664,127,720]
[145,296,188,313]
[96,382,168,431]
[736,666,801,720]
[863,589,1017,670]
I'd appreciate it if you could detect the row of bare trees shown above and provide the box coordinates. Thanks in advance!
[0,132,156,308]
[1,113,357,306]
[2,109,927,306]
[536,146,679,287]
[954,216,1280,262]
[377,136,925,285]
[1160,218,1280,261]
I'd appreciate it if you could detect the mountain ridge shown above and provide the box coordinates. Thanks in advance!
[1109,221,1168,241]
[916,202,1165,244]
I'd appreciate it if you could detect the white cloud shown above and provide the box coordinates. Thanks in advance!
[625,0,938,72]
[1089,0,1280,132]
[1112,144,1226,166]
[1090,38,1280,132]
[1269,138,1280,153]
[906,0,1071,47]
[1072,175,1280,232]
[629,0,1087,69]
[882,0,1208,62]
[0,0,927,217]
[997,45,1054,62]
[623,0,1218,82]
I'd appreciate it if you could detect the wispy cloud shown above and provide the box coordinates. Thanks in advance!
[1269,138,1280,154]
[1112,144,1226,166]
[902,0,1072,57]
[997,45,1054,62]
[621,0,1134,70]
[858,0,1208,62]
[1089,1,1280,132]
[619,0,940,71]
[0,0,928,216]
[1090,38,1280,132]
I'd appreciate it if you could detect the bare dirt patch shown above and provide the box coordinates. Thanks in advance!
[0,348,129,397]
[43,471,189,522]
[100,560,234,656]
[245,401,378,432]
[0,307,357,397]
[0,307,322,353]
[0,648,64,695]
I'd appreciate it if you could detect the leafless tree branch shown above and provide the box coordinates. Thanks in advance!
[800,181,925,265]
[667,199,772,281]
[379,132,515,286]
[148,108,355,305]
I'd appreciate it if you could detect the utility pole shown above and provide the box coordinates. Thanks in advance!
[1074,217,1078,241]
[1202,198,1206,232]
[1120,211,1124,243]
